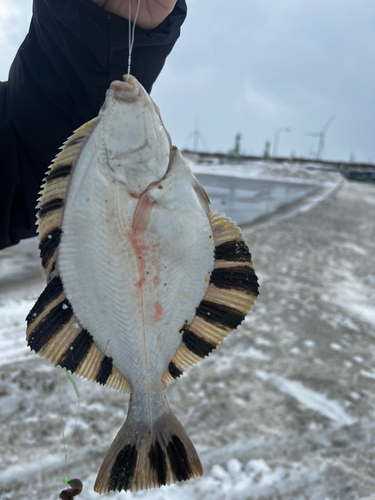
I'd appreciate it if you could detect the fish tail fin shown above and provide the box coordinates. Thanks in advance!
[94,395,202,493]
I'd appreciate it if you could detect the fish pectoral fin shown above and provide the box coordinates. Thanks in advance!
[163,211,259,386]
[26,275,130,393]
[131,192,156,233]
[94,395,202,493]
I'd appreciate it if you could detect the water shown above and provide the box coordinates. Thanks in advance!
[195,174,317,225]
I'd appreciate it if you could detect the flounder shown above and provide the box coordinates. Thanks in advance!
[26,75,259,493]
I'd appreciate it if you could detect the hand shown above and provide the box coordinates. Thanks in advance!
[90,0,177,30]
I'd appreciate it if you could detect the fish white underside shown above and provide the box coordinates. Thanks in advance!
[58,128,215,421]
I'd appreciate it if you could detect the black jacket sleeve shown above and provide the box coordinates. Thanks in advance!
[0,0,187,250]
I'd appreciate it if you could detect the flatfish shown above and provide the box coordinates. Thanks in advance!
[26,75,259,493]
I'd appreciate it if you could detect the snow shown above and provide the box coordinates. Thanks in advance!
[189,159,341,187]
[330,343,342,351]
[0,444,104,486]
[0,298,34,366]
[1,163,375,499]
[331,271,375,328]
[304,340,315,347]
[254,337,272,346]
[0,238,41,282]
[353,356,364,364]
[360,369,375,380]
[349,392,360,400]
[241,347,270,360]
[256,371,355,426]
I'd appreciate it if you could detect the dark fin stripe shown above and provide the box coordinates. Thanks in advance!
[149,441,167,486]
[166,435,192,482]
[26,276,63,326]
[47,164,72,182]
[182,329,215,358]
[168,361,183,379]
[38,198,65,218]
[39,227,62,268]
[28,300,73,353]
[64,136,84,148]
[210,267,259,295]
[108,444,138,492]
[96,356,113,385]
[215,239,252,262]
[196,300,245,330]
[58,329,93,373]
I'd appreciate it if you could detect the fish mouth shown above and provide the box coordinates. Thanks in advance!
[110,75,140,102]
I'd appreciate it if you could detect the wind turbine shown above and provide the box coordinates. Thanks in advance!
[305,115,335,159]
[186,116,207,152]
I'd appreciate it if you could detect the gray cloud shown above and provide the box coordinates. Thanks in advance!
[152,0,375,161]
[2,0,374,162]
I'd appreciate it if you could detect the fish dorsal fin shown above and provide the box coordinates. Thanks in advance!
[30,118,130,393]
[26,275,130,392]
[36,117,99,278]
[163,211,259,385]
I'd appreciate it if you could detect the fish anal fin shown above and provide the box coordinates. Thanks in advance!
[163,211,259,385]
[26,275,130,393]
[203,283,258,314]
[209,210,245,246]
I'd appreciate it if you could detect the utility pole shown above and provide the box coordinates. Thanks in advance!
[272,127,291,157]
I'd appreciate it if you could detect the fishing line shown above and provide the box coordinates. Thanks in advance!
[57,368,81,483]
[128,0,142,75]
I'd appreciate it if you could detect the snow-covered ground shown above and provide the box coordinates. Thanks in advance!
[1,161,375,500]
[190,159,342,185]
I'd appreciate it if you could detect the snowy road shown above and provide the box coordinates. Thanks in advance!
[1,162,375,500]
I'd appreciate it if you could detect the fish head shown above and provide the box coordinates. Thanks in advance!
[98,75,171,196]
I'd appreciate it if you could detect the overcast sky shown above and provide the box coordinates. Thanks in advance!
[1,0,375,162]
